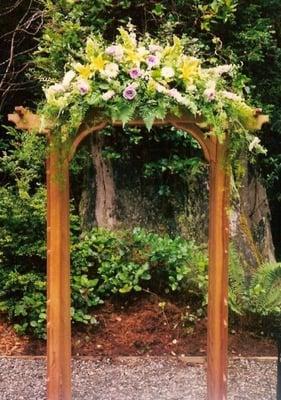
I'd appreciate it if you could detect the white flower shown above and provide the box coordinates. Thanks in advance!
[204,88,216,101]
[249,136,261,152]
[149,44,163,53]
[105,45,124,61]
[129,32,137,46]
[62,70,76,88]
[186,84,197,93]
[169,88,182,102]
[138,46,148,57]
[50,83,65,93]
[102,90,115,101]
[103,63,119,79]
[161,66,175,79]
[45,84,65,100]
[156,83,168,94]
[221,91,242,101]
[168,88,189,106]
[211,65,233,76]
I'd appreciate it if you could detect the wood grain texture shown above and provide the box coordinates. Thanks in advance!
[207,138,230,400]
[46,150,71,400]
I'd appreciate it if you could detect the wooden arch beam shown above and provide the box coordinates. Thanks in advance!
[68,114,214,163]
[10,106,270,400]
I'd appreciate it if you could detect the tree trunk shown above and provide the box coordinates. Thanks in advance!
[230,163,275,267]
[90,133,117,229]
[79,161,96,232]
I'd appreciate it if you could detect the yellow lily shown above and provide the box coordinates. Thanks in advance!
[74,63,92,80]
[180,56,200,83]
[125,49,143,65]
[90,54,107,73]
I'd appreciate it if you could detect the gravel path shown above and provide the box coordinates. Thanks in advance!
[0,357,277,399]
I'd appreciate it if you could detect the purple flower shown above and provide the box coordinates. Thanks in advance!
[77,79,90,95]
[147,55,159,68]
[129,68,142,79]
[123,85,137,100]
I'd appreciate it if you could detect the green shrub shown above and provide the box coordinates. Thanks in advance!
[0,226,207,337]
[0,270,46,338]
[72,228,206,295]
[1,224,280,338]
[229,246,281,330]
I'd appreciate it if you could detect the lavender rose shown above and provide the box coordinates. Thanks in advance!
[147,55,159,68]
[123,85,137,100]
[129,68,142,79]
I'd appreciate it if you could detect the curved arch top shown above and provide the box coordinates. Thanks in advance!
[68,114,217,163]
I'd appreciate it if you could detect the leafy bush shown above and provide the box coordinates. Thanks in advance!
[0,225,207,337]
[72,227,203,295]
[229,246,281,331]
[0,270,46,338]
[1,221,280,338]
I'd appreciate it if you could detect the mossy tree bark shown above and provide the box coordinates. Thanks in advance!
[89,133,117,230]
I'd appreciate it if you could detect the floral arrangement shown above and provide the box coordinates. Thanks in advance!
[41,27,267,153]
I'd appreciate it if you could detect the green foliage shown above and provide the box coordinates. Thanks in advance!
[0,271,46,338]
[0,129,47,268]
[0,199,280,338]
[199,0,238,31]
[248,263,281,316]
[1,0,281,340]
[72,228,202,294]
[0,224,208,337]
[144,156,204,180]
[229,246,281,320]
[32,0,281,250]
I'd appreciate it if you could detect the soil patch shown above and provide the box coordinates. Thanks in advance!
[0,294,276,357]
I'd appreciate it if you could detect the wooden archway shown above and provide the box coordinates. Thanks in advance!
[10,109,230,400]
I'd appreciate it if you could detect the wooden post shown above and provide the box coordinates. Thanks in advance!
[207,138,230,400]
[46,149,72,400]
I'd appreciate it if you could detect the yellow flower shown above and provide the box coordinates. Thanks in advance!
[118,27,136,50]
[90,55,107,72]
[125,50,143,65]
[180,56,200,83]
[74,63,92,80]
[162,36,183,65]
